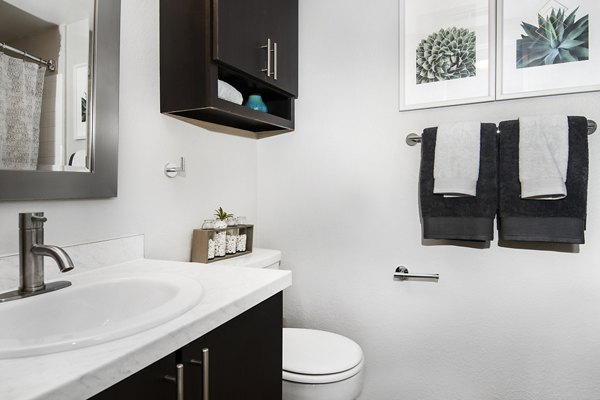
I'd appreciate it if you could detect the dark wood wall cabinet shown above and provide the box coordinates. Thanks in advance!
[90,293,283,400]
[160,0,298,138]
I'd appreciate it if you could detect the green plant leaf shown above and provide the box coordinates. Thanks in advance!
[558,48,577,62]
[543,49,559,64]
[544,18,557,42]
[538,13,545,26]
[556,19,565,41]
[564,6,580,26]
[564,24,588,41]
[521,21,544,40]
[570,46,589,59]
[568,15,589,35]
[558,39,585,49]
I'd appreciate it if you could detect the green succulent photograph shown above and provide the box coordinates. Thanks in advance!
[516,7,589,69]
[416,27,477,85]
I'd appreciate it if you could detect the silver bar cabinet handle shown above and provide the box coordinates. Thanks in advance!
[273,41,278,80]
[164,363,185,400]
[394,266,439,280]
[202,348,209,400]
[261,38,272,77]
[191,348,210,399]
[177,363,184,400]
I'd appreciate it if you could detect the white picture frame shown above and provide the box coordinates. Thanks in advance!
[399,0,496,110]
[497,0,600,99]
[73,63,88,140]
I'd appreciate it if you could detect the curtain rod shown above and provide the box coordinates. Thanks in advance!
[406,119,597,146]
[0,42,56,72]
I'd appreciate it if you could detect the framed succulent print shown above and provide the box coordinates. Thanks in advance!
[399,0,496,110]
[497,0,600,99]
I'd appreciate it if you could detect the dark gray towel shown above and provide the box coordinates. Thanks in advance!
[498,117,589,244]
[420,123,498,241]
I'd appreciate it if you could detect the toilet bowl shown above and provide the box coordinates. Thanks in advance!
[214,249,365,400]
[283,327,364,400]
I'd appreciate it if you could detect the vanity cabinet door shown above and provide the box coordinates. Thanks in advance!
[89,353,177,400]
[180,292,282,400]
[213,0,298,96]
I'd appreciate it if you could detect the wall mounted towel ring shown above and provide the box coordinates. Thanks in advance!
[405,119,597,146]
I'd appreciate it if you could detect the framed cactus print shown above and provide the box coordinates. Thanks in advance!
[497,0,600,99]
[399,0,496,110]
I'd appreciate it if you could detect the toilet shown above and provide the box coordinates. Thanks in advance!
[214,248,365,400]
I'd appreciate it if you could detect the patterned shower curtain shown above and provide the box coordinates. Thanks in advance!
[0,53,46,170]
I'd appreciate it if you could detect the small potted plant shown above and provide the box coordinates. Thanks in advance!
[213,207,233,256]
[214,207,232,229]
[214,207,241,255]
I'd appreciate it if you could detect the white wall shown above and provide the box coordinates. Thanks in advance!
[257,0,600,399]
[0,0,258,261]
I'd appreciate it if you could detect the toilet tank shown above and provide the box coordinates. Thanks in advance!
[211,248,281,269]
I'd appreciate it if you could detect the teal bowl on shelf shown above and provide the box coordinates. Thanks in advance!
[245,94,268,113]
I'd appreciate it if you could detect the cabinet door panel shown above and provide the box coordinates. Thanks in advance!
[181,293,282,400]
[89,353,177,400]
[265,0,298,96]
[212,0,268,82]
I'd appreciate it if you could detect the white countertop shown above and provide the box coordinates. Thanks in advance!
[0,258,292,400]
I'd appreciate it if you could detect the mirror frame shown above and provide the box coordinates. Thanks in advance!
[0,0,120,201]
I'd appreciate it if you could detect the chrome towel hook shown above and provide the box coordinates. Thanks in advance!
[164,157,186,178]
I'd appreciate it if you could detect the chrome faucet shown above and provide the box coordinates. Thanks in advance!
[0,212,74,302]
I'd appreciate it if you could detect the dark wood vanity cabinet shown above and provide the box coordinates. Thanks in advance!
[90,353,178,400]
[160,0,298,137]
[89,293,282,400]
[180,292,282,400]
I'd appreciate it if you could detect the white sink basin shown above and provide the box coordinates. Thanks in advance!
[0,272,203,358]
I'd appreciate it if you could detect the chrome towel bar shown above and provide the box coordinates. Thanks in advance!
[405,119,597,146]
[394,266,439,281]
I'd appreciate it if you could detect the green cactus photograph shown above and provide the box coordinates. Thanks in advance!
[415,27,477,84]
[516,7,589,69]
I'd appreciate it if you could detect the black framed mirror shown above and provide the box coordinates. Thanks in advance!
[0,0,120,200]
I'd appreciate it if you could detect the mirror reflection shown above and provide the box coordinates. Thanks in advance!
[0,0,94,172]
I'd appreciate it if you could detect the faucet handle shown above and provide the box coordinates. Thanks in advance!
[31,215,48,223]
[19,212,47,229]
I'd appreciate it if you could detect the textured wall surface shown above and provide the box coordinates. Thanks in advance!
[256,0,600,399]
[0,0,258,261]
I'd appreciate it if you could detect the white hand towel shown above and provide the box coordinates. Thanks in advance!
[217,80,243,105]
[519,115,569,200]
[433,121,481,197]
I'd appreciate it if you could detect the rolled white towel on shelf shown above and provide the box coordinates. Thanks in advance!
[433,121,481,197]
[519,115,569,200]
[217,80,243,105]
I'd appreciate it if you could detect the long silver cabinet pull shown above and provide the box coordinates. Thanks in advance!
[164,363,185,400]
[190,348,210,399]
[273,42,278,80]
[202,348,209,400]
[261,38,272,78]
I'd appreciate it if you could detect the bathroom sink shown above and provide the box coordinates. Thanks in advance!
[0,273,203,358]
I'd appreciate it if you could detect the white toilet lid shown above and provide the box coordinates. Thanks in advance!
[283,328,363,379]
